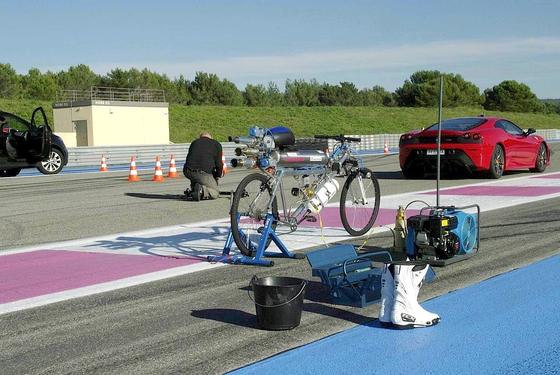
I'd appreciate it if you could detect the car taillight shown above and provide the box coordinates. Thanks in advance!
[400,134,418,145]
[463,132,482,142]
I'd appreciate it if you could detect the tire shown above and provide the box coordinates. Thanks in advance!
[37,148,64,175]
[488,145,505,179]
[0,168,21,177]
[340,168,381,236]
[230,173,279,256]
[530,143,547,173]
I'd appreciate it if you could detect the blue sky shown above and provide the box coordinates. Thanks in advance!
[2,0,560,97]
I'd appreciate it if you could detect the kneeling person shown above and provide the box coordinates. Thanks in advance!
[183,132,222,201]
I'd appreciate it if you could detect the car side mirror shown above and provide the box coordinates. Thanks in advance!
[525,128,536,136]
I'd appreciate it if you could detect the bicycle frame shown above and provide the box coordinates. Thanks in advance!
[256,139,367,231]
[229,129,382,256]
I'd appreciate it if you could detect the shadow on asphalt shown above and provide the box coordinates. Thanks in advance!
[125,192,188,200]
[190,300,373,329]
[373,171,405,180]
[125,192,232,201]
[191,309,258,329]
[86,227,230,260]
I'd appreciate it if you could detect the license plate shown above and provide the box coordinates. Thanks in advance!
[426,149,445,155]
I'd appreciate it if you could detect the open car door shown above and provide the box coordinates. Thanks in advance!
[30,107,52,160]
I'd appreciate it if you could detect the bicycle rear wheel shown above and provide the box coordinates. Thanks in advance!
[339,168,380,236]
[231,173,279,256]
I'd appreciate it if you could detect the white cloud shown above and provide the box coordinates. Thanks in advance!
[44,37,560,96]
[126,37,560,79]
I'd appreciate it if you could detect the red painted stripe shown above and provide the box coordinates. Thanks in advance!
[0,250,201,304]
[298,207,420,228]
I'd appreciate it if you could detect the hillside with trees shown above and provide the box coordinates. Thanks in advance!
[1,63,558,114]
[2,63,560,142]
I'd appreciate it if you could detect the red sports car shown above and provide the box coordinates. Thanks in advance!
[399,116,550,179]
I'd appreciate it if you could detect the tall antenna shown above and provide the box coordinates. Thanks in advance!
[436,75,443,207]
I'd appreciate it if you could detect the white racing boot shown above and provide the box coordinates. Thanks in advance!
[378,264,394,326]
[391,263,440,329]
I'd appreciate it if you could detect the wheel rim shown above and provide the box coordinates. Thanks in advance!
[493,147,504,176]
[231,177,276,254]
[537,146,546,169]
[341,172,380,234]
[41,151,62,172]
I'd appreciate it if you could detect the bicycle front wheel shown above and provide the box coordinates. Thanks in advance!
[339,168,380,236]
[231,173,279,256]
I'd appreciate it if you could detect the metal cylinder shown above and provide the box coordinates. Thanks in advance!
[271,150,328,168]
[308,176,339,213]
[231,158,256,169]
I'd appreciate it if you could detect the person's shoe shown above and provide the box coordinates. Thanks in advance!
[191,183,202,201]
[391,263,440,329]
[378,264,394,327]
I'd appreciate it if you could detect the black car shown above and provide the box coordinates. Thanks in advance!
[0,107,68,177]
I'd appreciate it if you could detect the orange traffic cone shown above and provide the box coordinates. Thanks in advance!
[152,156,165,182]
[221,152,228,177]
[128,156,141,182]
[100,155,108,172]
[384,142,389,154]
[168,154,178,178]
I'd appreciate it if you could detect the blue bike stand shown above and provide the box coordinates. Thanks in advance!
[207,213,304,267]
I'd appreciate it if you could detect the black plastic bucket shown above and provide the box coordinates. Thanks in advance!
[249,276,307,330]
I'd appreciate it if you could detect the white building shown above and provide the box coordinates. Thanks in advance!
[53,87,169,147]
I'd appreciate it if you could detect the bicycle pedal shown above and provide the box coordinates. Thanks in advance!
[304,215,317,222]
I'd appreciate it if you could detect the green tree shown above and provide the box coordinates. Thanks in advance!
[337,82,359,106]
[265,82,284,106]
[0,63,22,98]
[359,85,394,106]
[484,80,544,113]
[395,70,482,107]
[169,75,192,105]
[57,64,100,92]
[318,82,360,106]
[244,84,268,106]
[318,83,339,106]
[189,72,243,105]
[285,79,321,106]
[102,67,130,87]
[22,68,58,100]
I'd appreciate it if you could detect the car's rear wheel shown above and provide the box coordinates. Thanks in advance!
[37,148,64,174]
[488,145,505,179]
[530,143,547,173]
[0,168,22,177]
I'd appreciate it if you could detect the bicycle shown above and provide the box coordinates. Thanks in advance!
[229,126,381,256]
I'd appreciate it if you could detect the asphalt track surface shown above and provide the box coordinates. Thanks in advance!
[1,144,559,374]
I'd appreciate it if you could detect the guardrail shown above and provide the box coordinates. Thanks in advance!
[66,130,560,168]
[57,87,166,103]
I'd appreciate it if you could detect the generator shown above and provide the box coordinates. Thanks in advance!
[405,205,480,261]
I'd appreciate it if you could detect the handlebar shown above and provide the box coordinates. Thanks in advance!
[314,134,361,143]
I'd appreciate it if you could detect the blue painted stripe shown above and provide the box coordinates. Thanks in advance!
[231,254,560,374]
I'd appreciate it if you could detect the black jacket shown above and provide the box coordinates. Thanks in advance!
[184,137,223,176]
